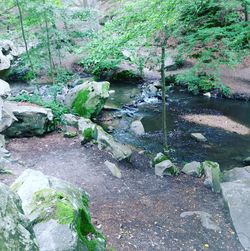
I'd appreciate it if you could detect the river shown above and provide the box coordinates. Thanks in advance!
[101,82,250,170]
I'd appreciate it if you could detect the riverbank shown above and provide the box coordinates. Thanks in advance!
[0,132,244,251]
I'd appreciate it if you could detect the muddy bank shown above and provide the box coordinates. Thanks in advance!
[0,132,244,251]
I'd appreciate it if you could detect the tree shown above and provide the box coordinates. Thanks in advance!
[81,0,178,150]
[80,0,250,150]
[1,0,92,83]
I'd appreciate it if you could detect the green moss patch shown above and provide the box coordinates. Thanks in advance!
[83,127,97,142]
[31,188,106,250]
[32,188,74,225]
[72,89,93,118]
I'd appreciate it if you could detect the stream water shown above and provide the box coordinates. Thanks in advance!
[102,82,250,170]
[9,81,250,171]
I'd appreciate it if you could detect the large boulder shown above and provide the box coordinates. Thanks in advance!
[0,182,39,251]
[65,81,110,118]
[3,102,54,137]
[221,166,250,251]
[11,169,106,251]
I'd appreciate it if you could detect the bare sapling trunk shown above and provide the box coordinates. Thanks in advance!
[161,46,168,151]
[16,0,35,76]
[43,0,54,84]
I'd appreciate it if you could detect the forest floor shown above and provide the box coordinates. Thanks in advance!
[0,132,244,251]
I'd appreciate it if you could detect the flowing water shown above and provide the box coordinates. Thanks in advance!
[102,82,250,170]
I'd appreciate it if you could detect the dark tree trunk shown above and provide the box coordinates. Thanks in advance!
[161,46,168,151]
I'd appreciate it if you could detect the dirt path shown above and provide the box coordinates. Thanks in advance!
[0,133,244,251]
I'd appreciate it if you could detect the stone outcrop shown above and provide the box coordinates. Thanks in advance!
[0,182,39,251]
[11,169,106,251]
[65,81,110,118]
[3,102,54,137]
[221,166,250,251]
[63,114,132,161]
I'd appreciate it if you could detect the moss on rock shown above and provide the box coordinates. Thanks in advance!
[68,81,110,119]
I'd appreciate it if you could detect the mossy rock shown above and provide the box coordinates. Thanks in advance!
[202,161,221,193]
[0,183,39,251]
[65,81,110,119]
[153,152,169,166]
[11,169,106,251]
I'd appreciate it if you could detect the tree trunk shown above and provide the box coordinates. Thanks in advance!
[161,46,168,151]
[43,0,54,83]
[15,0,35,76]
[243,0,248,21]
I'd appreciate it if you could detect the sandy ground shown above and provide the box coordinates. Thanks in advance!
[181,114,250,136]
[0,132,244,251]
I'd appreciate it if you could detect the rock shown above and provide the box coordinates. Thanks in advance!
[104,62,142,83]
[3,102,54,137]
[153,81,162,89]
[11,169,106,251]
[96,125,132,161]
[130,120,145,136]
[243,157,250,165]
[78,117,132,160]
[63,115,132,161]
[0,98,17,133]
[180,211,221,232]
[108,90,115,95]
[155,160,179,177]
[153,152,168,166]
[223,166,250,182]
[62,113,79,128]
[0,182,39,251]
[0,134,5,149]
[203,92,211,98]
[165,56,176,70]
[0,79,11,97]
[65,81,110,118]
[145,84,158,97]
[103,104,120,111]
[0,40,18,71]
[182,161,203,177]
[78,117,98,143]
[63,126,78,138]
[191,133,207,142]
[221,179,250,251]
[104,160,122,178]
[202,161,221,193]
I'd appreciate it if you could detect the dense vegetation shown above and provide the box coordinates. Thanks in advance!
[81,0,250,94]
[1,0,249,93]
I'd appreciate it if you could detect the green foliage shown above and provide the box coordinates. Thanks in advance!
[80,0,177,76]
[80,0,249,93]
[1,0,95,83]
